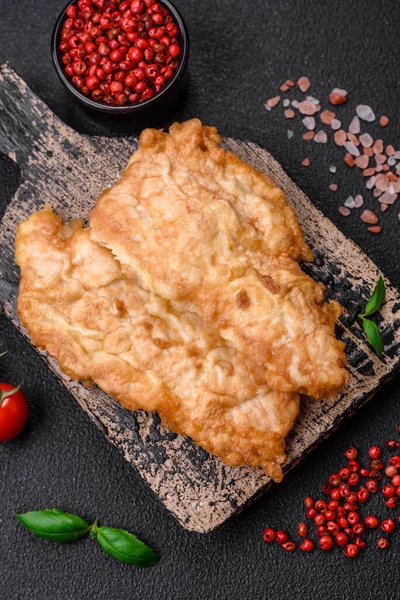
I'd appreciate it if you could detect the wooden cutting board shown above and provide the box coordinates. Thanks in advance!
[1,65,399,533]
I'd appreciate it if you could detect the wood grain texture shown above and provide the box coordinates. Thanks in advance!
[0,65,399,533]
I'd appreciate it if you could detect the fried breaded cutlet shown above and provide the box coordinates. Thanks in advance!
[15,207,300,481]
[90,119,347,398]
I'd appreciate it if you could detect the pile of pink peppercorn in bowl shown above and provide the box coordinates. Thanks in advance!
[52,0,189,113]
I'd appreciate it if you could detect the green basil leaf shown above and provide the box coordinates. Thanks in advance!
[362,318,384,355]
[15,509,90,542]
[96,526,159,567]
[364,276,386,317]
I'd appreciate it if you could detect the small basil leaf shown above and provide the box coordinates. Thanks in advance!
[362,318,384,356]
[364,276,386,317]
[96,526,159,567]
[15,509,90,542]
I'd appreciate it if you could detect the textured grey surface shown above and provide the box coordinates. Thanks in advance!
[1,0,400,598]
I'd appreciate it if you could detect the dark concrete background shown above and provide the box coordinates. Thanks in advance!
[1,1,400,599]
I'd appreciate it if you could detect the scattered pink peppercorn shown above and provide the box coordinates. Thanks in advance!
[263,528,276,543]
[299,538,314,552]
[344,544,359,558]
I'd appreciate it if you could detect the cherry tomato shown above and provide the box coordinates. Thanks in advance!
[0,383,29,441]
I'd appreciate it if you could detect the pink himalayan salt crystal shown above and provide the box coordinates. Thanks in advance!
[361,209,379,224]
[379,192,398,205]
[329,183,338,191]
[368,226,382,233]
[366,176,376,189]
[354,194,364,208]
[359,133,373,147]
[375,176,389,192]
[355,155,369,169]
[320,110,336,124]
[356,104,376,122]
[375,154,387,164]
[284,109,295,119]
[373,188,383,197]
[298,100,320,115]
[344,141,360,157]
[298,76,311,92]
[314,130,328,143]
[339,206,350,216]
[380,203,389,212]
[344,196,355,208]
[331,119,341,130]
[349,116,361,134]
[266,96,281,108]
[332,87,348,97]
[334,130,347,146]
[302,116,316,130]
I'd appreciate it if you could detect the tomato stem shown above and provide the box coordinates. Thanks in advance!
[0,384,22,407]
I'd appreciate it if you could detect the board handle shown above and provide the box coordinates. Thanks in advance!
[0,64,64,172]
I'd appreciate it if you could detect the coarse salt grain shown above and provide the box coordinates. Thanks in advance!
[314,131,328,143]
[280,83,290,92]
[339,206,350,216]
[344,141,360,157]
[366,178,376,192]
[332,88,348,97]
[379,192,398,205]
[329,92,347,105]
[334,130,347,146]
[344,196,355,208]
[364,147,374,158]
[386,145,395,156]
[360,210,379,224]
[388,156,396,167]
[331,119,341,130]
[291,100,300,108]
[368,226,382,233]
[302,157,311,166]
[359,133,373,147]
[380,115,390,126]
[287,129,294,139]
[394,151,400,159]
[302,116,316,130]
[285,79,295,87]
[284,109,295,119]
[356,104,376,122]
[373,188,383,197]
[355,155,369,169]
[266,96,281,108]
[298,101,319,115]
[302,131,314,140]
[329,165,337,173]
[320,110,336,124]
[373,139,384,154]
[283,99,290,107]
[349,116,360,134]
[380,203,389,212]
[329,183,338,191]
[298,76,311,92]
[354,195,364,208]
[306,95,320,105]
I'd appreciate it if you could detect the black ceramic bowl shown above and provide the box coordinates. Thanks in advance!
[52,0,189,114]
